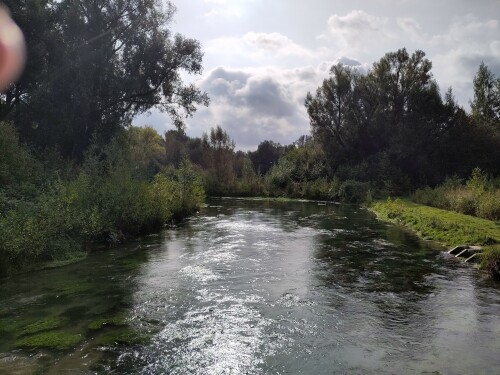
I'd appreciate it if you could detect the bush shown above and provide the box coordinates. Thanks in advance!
[0,128,205,276]
[411,169,500,222]
[480,246,500,280]
[0,122,41,199]
[338,180,371,203]
[476,190,500,221]
[0,181,83,272]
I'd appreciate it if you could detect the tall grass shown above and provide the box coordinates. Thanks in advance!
[412,168,500,221]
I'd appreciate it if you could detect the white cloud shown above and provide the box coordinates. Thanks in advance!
[328,10,391,50]
[182,63,343,149]
[202,0,258,20]
[397,17,424,42]
[135,55,371,149]
[243,32,312,57]
[136,3,500,146]
[427,15,500,107]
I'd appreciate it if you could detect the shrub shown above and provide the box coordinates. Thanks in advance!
[476,190,500,221]
[411,170,500,222]
[480,246,500,280]
[0,128,205,276]
[0,122,41,198]
[338,180,371,203]
[446,187,477,215]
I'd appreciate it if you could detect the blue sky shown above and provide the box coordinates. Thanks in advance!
[134,0,500,150]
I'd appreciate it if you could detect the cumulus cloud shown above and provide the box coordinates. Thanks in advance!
[428,15,500,106]
[243,32,312,57]
[397,17,424,41]
[328,10,391,50]
[203,0,257,19]
[183,63,342,150]
[136,3,500,146]
[135,56,370,149]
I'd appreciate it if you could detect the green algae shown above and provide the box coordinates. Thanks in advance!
[88,313,128,330]
[20,317,67,336]
[119,255,147,271]
[94,327,149,346]
[15,331,83,350]
[0,317,27,334]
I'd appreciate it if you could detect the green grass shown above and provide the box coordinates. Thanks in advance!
[371,198,500,247]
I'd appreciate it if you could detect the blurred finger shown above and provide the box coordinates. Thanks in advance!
[0,6,26,91]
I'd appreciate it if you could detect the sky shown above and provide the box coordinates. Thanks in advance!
[133,0,500,150]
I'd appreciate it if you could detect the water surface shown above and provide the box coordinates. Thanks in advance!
[1,199,499,374]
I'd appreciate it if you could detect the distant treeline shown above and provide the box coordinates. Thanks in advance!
[161,50,500,202]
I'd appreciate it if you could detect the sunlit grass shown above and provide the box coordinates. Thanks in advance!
[371,198,500,247]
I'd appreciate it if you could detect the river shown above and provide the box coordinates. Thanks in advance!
[1,199,499,374]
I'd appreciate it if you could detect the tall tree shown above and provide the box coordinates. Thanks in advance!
[1,0,209,158]
[305,49,460,190]
[470,62,500,126]
[248,140,286,175]
[305,63,356,161]
[202,125,235,189]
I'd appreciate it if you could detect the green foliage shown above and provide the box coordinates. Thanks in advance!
[3,0,209,158]
[0,181,85,271]
[480,246,500,280]
[305,50,500,192]
[201,126,240,195]
[412,169,500,221]
[248,140,292,175]
[470,62,500,125]
[338,180,371,203]
[371,199,500,247]
[266,157,295,191]
[0,127,204,275]
[0,122,41,201]
[466,167,489,193]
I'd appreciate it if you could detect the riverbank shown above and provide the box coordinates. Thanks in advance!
[370,198,500,279]
[0,123,205,278]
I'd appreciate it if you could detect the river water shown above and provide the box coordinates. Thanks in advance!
[0,199,499,374]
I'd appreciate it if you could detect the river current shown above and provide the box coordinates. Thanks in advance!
[1,199,499,374]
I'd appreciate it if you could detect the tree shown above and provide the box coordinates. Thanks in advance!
[371,49,434,127]
[305,49,463,190]
[305,63,356,160]
[248,140,287,175]
[202,126,236,192]
[2,0,209,158]
[470,62,500,125]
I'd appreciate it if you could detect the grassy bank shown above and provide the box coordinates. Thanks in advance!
[371,198,500,279]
